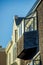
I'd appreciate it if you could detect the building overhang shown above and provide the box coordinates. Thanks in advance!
[17,31,39,60]
[17,47,38,60]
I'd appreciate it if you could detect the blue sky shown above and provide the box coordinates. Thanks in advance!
[0,0,36,48]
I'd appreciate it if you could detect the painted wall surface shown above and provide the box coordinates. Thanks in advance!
[6,17,21,65]
[6,41,20,65]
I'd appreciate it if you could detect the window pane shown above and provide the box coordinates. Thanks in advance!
[19,23,22,38]
[25,17,37,32]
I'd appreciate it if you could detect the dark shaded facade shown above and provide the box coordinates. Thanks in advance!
[17,31,39,60]
[0,48,7,65]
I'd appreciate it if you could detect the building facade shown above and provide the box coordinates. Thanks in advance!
[6,18,21,65]
[37,0,43,65]
[27,0,43,65]
[6,0,43,65]
[0,46,6,65]
[6,40,21,65]
[13,0,43,65]
[26,0,43,65]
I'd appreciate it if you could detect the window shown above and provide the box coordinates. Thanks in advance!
[19,23,22,38]
[29,22,33,31]
[25,17,37,32]
[35,17,37,30]
[33,54,41,65]
[33,60,41,65]
[15,30,18,42]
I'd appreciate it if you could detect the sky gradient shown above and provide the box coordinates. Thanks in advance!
[0,0,36,48]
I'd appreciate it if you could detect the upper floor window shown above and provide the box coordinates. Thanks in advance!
[15,30,18,42]
[19,23,22,38]
[29,22,33,31]
[25,17,37,32]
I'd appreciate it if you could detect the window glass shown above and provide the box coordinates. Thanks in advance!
[25,17,37,32]
[34,60,41,65]
[19,23,22,38]
[29,22,33,31]
[33,54,41,65]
